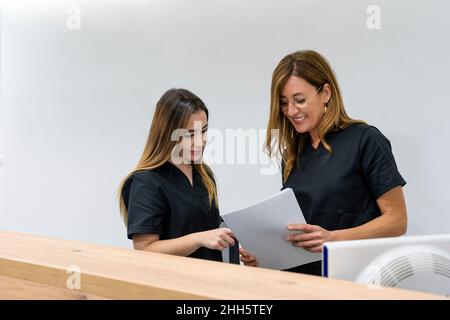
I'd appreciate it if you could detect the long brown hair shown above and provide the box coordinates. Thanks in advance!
[118,88,218,225]
[265,50,366,182]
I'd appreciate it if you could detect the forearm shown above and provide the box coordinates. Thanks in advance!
[141,233,202,257]
[332,212,407,241]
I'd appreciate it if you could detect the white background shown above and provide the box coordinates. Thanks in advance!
[1,0,449,249]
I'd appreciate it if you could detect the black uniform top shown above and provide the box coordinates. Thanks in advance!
[122,161,222,262]
[281,123,406,275]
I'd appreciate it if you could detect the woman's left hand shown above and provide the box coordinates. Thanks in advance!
[285,223,335,253]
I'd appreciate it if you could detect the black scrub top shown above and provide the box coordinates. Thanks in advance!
[122,161,223,262]
[281,123,406,275]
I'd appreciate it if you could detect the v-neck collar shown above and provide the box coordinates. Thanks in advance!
[167,161,196,189]
[310,142,321,151]
[302,136,325,160]
[303,130,340,160]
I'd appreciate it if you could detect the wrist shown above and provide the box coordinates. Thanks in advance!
[330,230,341,242]
[189,231,204,248]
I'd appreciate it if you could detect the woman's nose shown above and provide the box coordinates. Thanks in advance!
[287,101,299,117]
[193,132,204,147]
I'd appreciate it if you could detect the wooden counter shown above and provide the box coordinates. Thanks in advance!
[0,231,445,300]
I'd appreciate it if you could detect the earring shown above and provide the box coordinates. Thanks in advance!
[324,102,328,114]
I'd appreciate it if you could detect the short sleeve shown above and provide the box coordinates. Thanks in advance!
[359,127,406,199]
[124,171,169,239]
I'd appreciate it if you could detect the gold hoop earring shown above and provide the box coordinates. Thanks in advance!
[324,103,328,114]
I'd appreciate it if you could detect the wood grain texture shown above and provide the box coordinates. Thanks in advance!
[0,231,445,300]
[0,275,108,300]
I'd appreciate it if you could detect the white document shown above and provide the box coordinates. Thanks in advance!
[221,188,321,270]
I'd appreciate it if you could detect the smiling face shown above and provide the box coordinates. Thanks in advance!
[179,110,208,163]
[280,76,330,137]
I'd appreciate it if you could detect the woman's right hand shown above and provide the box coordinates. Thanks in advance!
[239,248,259,267]
[194,228,236,251]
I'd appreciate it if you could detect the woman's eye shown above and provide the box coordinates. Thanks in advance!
[184,130,206,138]
[280,101,288,107]
[294,99,306,104]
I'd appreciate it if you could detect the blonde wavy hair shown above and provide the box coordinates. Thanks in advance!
[265,50,365,182]
[117,88,218,225]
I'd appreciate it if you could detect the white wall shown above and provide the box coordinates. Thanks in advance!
[1,0,449,249]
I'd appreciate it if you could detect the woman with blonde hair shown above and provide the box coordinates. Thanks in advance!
[241,50,407,275]
[118,88,235,262]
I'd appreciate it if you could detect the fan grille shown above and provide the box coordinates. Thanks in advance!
[366,252,450,287]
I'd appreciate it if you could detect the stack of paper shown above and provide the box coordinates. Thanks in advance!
[221,188,321,270]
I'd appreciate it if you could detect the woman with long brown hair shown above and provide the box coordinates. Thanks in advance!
[118,88,235,262]
[241,50,408,275]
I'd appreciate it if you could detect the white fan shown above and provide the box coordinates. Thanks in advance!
[323,234,450,297]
